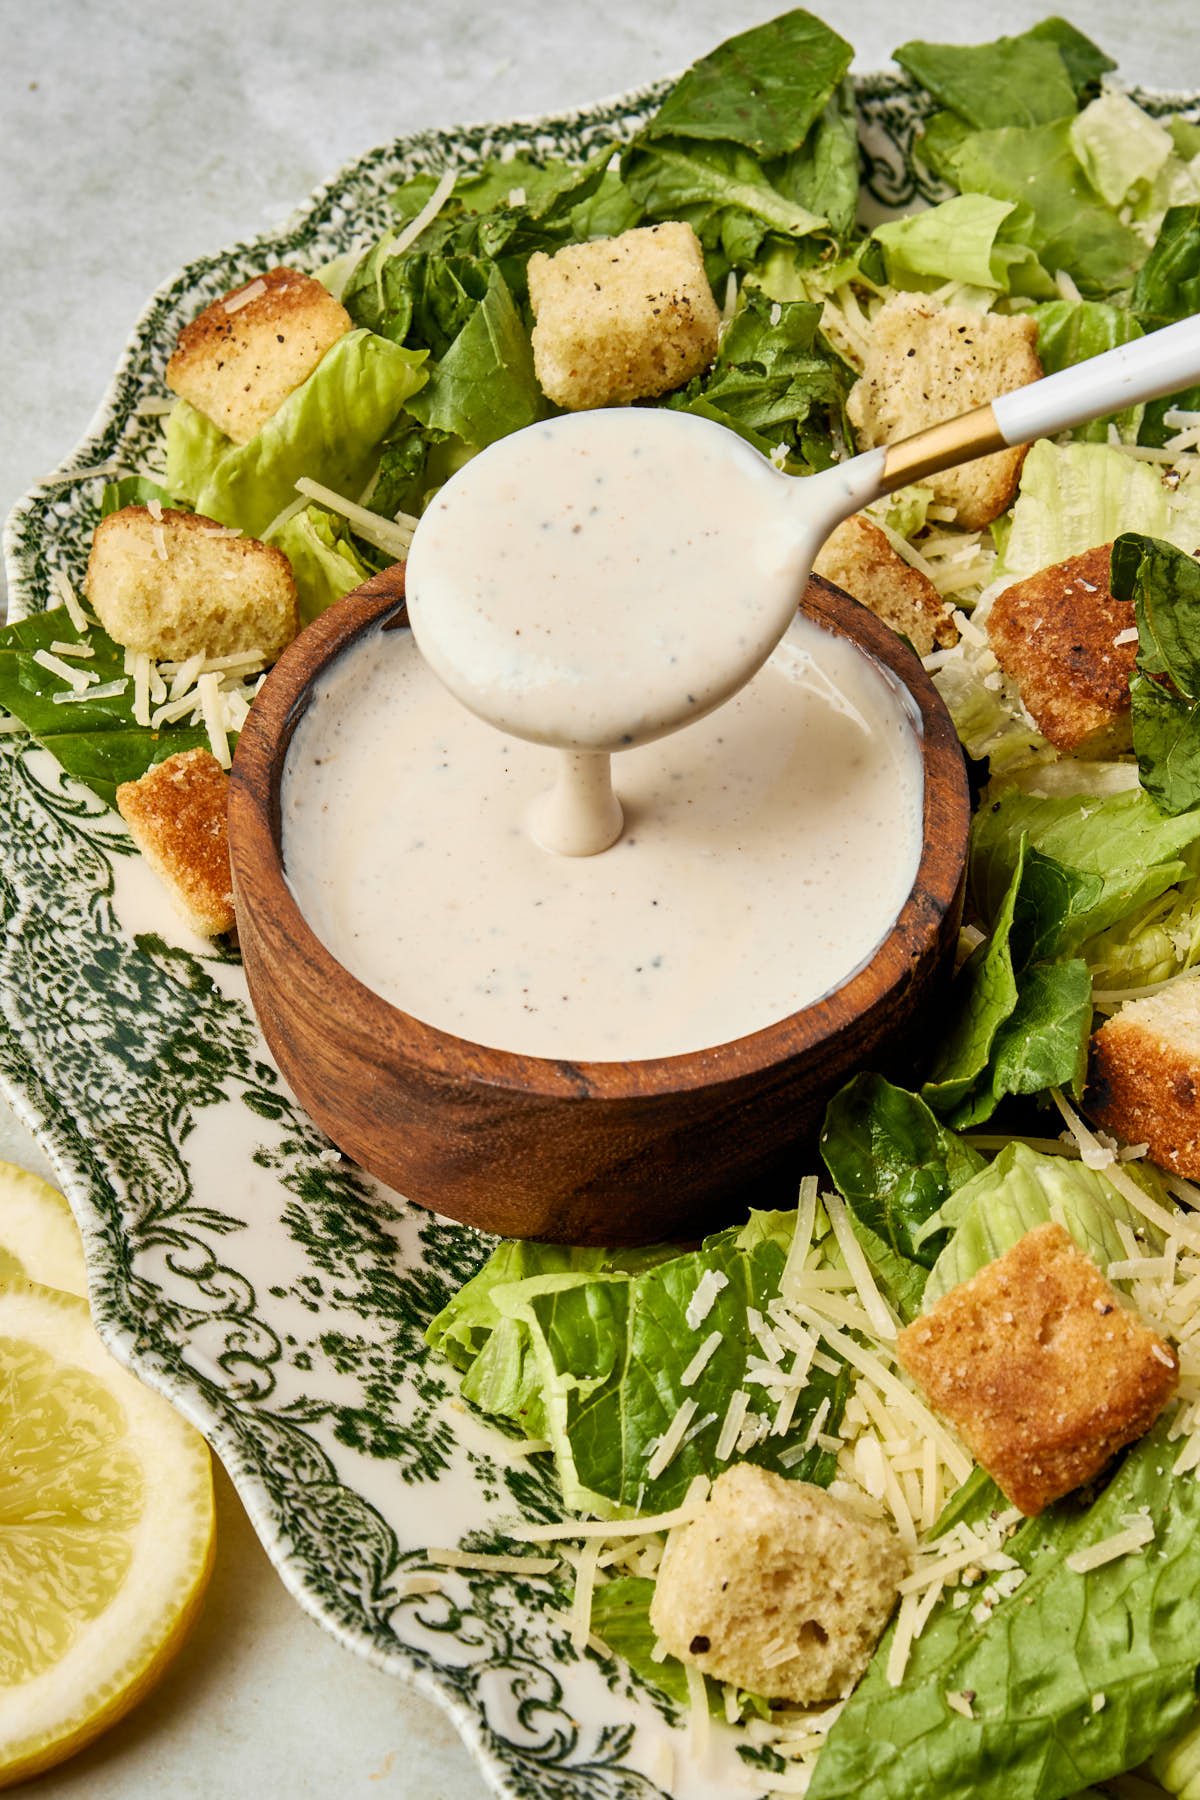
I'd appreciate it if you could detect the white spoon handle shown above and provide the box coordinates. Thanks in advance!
[993,310,1200,444]
[877,311,1200,494]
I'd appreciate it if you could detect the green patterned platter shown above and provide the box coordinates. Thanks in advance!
[3,67,1197,1800]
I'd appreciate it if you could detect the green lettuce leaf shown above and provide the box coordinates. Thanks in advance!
[0,610,209,808]
[1113,533,1200,816]
[871,195,1051,296]
[922,845,1026,1118]
[270,505,377,624]
[820,1074,984,1271]
[893,28,1080,131]
[426,1213,848,1517]
[1131,206,1200,441]
[406,266,543,448]
[669,289,851,470]
[621,135,829,271]
[590,1577,691,1708]
[920,1139,1164,1305]
[769,84,860,241]
[100,475,178,516]
[642,10,853,158]
[167,329,428,539]
[971,783,1200,949]
[1069,90,1175,209]
[807,1417,1200,1800]
[1022,18,1116,100]
[1001,440,1200,583]
[928,118,1144,297]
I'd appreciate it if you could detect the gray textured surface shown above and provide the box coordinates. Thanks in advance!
[2,2,1199,1794]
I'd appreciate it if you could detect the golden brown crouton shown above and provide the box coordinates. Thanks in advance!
[116,749,235,937]
[814,513,958,655]
[847,296,1042,530]
[527,222,720,410]
[166,267,351,443]
[896,1223,1178,1516]
[87,507,298,662]
[985,544,1136,754]
[1089,978,1200,1176]
[648,1465,904,1703]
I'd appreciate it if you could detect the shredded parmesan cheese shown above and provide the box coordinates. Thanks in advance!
[680,1330,722,1388]
[426,1548,560,1573]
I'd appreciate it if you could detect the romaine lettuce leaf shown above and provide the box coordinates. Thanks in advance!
[893,29,1079,130]
[406,266,543,447]
[807,1416,1200,1800]
[101,475,177,516]
[921,845,1025,1119]
[0,610,209,808]
[871,195,1051,296]
[820,1074,984,1272]
[668,289,851,470]
[971,783,1200,949]
[1133,205,1200,441]
[270,505,379,624]
[927,118,1144,297]
[426,1213,848,1517]
[167,329,428,539]
[621,135,830,272]
[1069,90,1175,209]
[641,10,853,158]
[920,1140,1164,1305]
[1111,533,1200,816]
[1001,440,1199,582]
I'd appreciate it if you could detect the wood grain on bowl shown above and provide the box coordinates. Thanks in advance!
[228,566,970,1244]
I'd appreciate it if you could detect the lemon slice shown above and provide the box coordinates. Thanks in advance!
[0,1277,215,1786]
[0,1161,87,1297]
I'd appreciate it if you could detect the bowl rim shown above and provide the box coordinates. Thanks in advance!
[228,563,970,1102]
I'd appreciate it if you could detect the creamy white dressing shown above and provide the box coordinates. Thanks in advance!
[281,612,923,1062]
[404,407,887,755]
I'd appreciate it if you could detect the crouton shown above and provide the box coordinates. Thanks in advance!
[1089,978,1200,1176]
[527,222,720,411]
[813,513,958,655]
[166,267,351,443]
[87,507,298,661]
[896,1222,1178,1516]
[116,748,235,937]
[985,544,1136,754]
[648,1464,904,1703]
[846,296,1042,530]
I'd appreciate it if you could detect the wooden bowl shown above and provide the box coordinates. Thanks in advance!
[228,565,969,1245]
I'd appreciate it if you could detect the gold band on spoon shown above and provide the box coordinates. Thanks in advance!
[880,402,1007,493]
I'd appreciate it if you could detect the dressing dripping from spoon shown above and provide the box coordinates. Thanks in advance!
[405,312,1200,856]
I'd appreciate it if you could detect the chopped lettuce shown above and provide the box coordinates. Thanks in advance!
[1133,204,1200,442]
[1069,90,1175,210]
[971,783,1200,950]
[871,195,1051,297]
[166,329,428,539]
[100,475,177,516]
[0,610,209,808]
[921,1140,1165,1306]
[821,1074,984,1272]
[669,288,851,471]
[1114,533,1200,816]
[406,266,543,447]
[806,1415,1200,1800]
[921,117,1144,298]
[622,11,855,278]
[269,505,376,624]
[893,28,1081,131]
[425,1212,847,1517]
[922,838,1092,1129]
[1000,440,1200,582]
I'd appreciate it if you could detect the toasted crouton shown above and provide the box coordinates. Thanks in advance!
[814,513,958,655]
[896,1222,1178,1516]
[847,296,1042,530]
[166,267,351,443]
[527,222,720,411]
[116,748,235,937]
[1089,978,1200,1176]
[986,544,1136,754]
[87,507,298,661]
[648,1464,904,1703]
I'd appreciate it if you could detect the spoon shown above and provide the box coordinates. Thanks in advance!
[405,311,1200,855]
